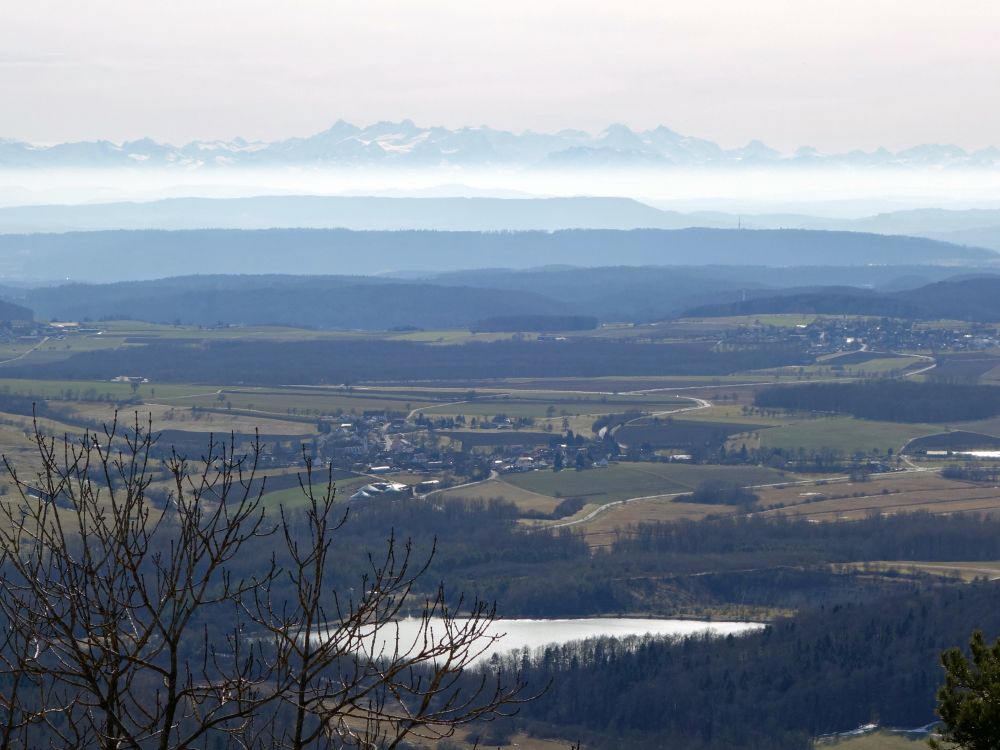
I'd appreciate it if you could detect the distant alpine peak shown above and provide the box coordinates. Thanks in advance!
[0,121,996,171]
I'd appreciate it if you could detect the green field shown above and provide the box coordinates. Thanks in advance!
[617,418,769,449]
[0,378,215,401]
[418,393,692,420]
[678,404,794,426]
[0,337,128,367]
[178,384,676,420]
[436,477,565,513]
[179,387,441,417]
[795,356,926,378]
[261,477,371,509]
[845,356,925,374]
[680,314,819,328]
[757,417,939,455]
[396,374,781,393]
[843,560,1000,582]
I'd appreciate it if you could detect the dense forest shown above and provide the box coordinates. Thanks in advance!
[302,502,1000,618]
[500,583,1000,750]
[10,276,572,331]
[685,288,909,318]
[6,266,997,329]
[754,380,1000,423]
[0,298,32,321]
[304,503,1000,748]
[3,339,810,384]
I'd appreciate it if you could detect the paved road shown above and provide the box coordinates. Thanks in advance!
[0,336,49,364]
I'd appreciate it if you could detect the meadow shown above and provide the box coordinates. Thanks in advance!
[756,417,940,455]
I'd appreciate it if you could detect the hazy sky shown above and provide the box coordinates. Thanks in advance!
[3,0,1000,152]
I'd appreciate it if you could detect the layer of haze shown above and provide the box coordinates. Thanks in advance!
[3,0,1000,153]
[6,166,1000,217]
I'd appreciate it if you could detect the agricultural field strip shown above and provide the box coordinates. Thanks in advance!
[502,460,786,502]
[223,387,439,401]
[0,378,219,401]
[71,403,315,436]
[749,355,936,382]
[610,396,711,444]
[901,352,937,378]
[542,490,693,530]
[407,397,479,421]
[749,473,998,513]
[841,561,1000,581]
[544,468,939,531]
[305,380,752,397]
[614,350,933,398]
[405,388,700,422]
[159,385,697,421]
[162,390,442,418]
[0,410,111,440]
[426,362,960,530]
[759,491,1000,521]
[136,403,321,429]
[0,336,50,365]
[948,414,1000,439]
[415,389,693,404]
[570,472,997,539]
[150,388,223,401]
[618,381,781,396]
[379,379,782,396]
[758,417,942,455]
[543,474,827,529]
[423,469,503,500]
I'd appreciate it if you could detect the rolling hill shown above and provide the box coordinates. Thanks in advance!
[684,276,1000,321]
[0,227,990,284]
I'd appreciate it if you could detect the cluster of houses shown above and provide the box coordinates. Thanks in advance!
[349,478,443,503]
[309,410,619,499]
[493,444,613,474]
[313,412,455,473]
[805,319,999,353]
[0,320,108,342]
[725,317,999,354]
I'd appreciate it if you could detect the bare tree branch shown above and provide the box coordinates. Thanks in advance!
[0,412,533,750]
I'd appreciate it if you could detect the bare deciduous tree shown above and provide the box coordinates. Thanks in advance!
[0,413,529,750]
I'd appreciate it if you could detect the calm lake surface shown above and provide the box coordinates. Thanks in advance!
[352,617,764,664]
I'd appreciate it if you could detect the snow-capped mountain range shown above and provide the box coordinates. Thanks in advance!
[3,120,1000,170]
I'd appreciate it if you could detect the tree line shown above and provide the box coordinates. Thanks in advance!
[755,380,1000,423]
[492,582,1000,749]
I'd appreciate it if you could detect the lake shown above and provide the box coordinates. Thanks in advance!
[344,616,765,665]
